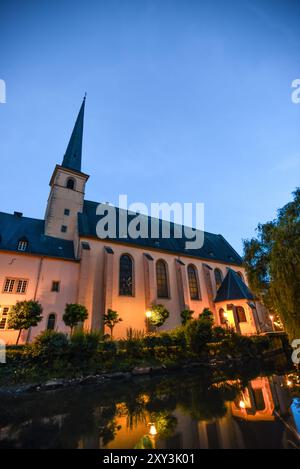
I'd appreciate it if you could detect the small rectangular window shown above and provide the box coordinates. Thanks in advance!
[51,281,60,292]
[0,307,10,330]
[61,225,67,233]
[64,209,70,216]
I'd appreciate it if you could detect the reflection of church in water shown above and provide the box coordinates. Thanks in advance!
[187,376,299,450]
[1,374,300,449]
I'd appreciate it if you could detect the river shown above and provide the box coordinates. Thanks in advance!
[0,368,299,449]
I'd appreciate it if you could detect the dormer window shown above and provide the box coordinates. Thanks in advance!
[66,178,75,190]
[17,238,28,252]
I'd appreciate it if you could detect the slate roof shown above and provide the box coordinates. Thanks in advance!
[62,97,85,172]
[78,200,243,266]
[0,212,75,260]
[215,268,254,302]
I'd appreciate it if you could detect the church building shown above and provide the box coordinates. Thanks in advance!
[0,99,270,344]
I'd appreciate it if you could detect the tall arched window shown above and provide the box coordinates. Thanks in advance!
[119,254,134,296]
[47,313,56,331]
[156,260,169,298]
[66,178,75,190]
[214,268,223,291]
[187,265,200,300]
[17,237,28,252]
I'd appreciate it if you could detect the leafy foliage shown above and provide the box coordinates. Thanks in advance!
[180,309,194,325]
[63,303,88,334]
[149,304,170,328]
[184,309,214,355]
[243,188,300,339]
[104,309,122,340]
[29,331,69,367]
[8,300,43,344]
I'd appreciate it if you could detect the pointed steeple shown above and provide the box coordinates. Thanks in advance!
[62,96,86,172]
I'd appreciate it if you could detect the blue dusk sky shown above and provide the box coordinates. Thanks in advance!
[0,0,300,254]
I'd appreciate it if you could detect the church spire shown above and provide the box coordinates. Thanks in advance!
[62,96,86,172]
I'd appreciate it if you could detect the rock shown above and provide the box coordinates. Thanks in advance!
[43,379,66,390]
[132,367,151,376]
[16,383,39,393]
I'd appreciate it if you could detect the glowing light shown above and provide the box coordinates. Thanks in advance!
[146,311,152,319]
[269,315,274,321]
[149,424,157,436]
[287,380,293,387]
[223,312,229,319]
[239,400,246,409]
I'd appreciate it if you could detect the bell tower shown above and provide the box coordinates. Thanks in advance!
[44,97,89,242]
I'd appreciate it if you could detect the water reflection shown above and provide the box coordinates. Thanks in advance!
[0,369,299,449]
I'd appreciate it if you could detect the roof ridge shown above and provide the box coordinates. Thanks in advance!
[83,200,223,238]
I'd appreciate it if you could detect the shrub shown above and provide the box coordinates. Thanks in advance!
[181,309,194,326]
[167,327,187,349]
[69,331,100,365]
[143,334,162,348]
[63,304,88,334]
[184,313,214,355]
[101,340,118,355]
[249,335,270,354]
[212,326,228,341]
[29,331,69,362]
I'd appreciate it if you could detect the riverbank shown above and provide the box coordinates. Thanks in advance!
[0,342,293,396]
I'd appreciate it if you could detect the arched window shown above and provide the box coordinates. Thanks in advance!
[219,308,227,325]
[187,265,200,300]
[253,388,266,411]
[47,313,56,331]
[214,268,223,291]
[17,237,28,252]
[236,306,247,323]
[237,271,245,282]
[119,254,134,296]
[66,178,75,190]
[156,260,169,298]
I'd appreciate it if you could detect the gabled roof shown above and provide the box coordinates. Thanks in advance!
[0,212,75,260]
[78,200,243,266]
[62,97,85,172]
[215,268,254,303]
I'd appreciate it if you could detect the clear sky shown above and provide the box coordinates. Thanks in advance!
[0,0,300,254]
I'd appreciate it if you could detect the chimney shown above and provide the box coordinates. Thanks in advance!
[14,211,23,218]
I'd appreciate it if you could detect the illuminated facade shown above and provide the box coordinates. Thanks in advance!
[0,99,271,344]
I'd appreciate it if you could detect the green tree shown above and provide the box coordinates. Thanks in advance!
[8,300,43,345]
[243,188,300,339]
[104,309,122,340]
[63,303,88,335]
[149,304,170,328]
[180,309,194,325]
